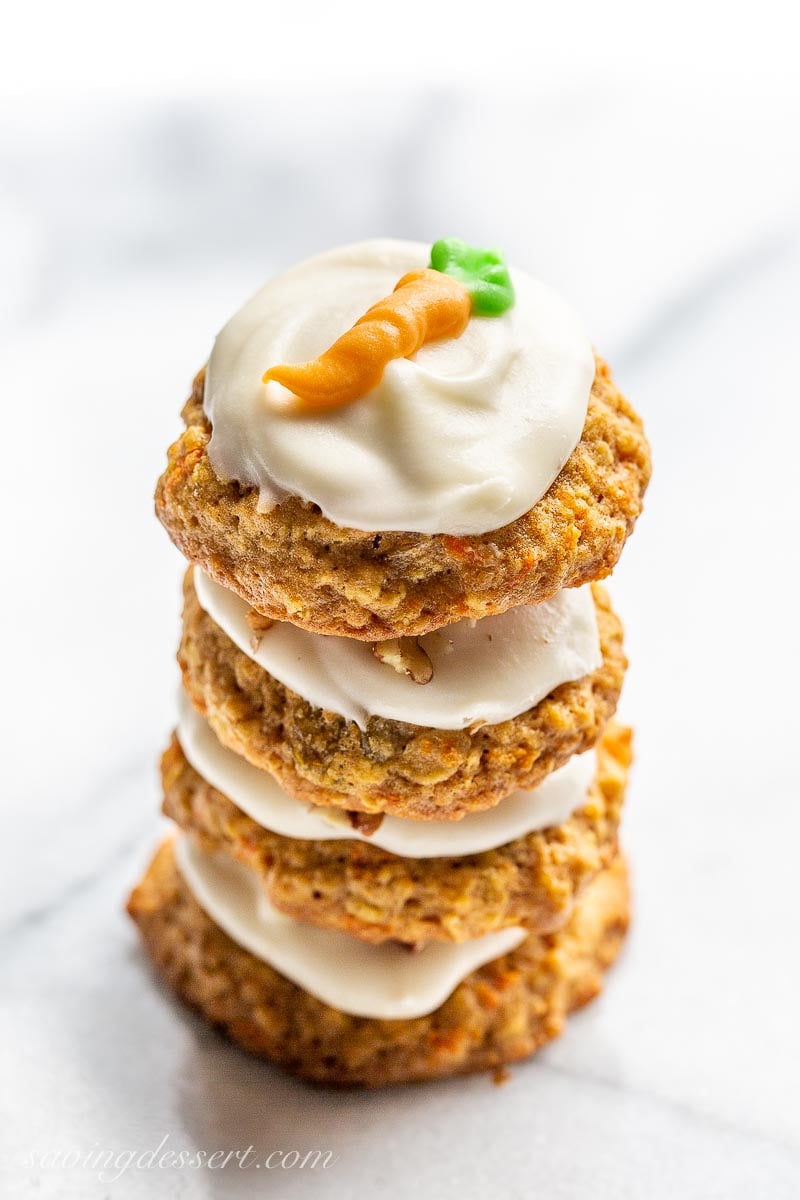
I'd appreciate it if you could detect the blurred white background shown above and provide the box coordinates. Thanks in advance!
[2,4,800,1198]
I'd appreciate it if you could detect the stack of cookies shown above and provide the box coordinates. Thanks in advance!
[129,238,651,1086]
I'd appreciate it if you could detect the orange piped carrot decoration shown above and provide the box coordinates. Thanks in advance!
[262,268,471,412]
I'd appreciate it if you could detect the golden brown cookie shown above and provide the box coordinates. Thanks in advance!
[162,722,631,945]
[178,573,626,820]
[127,841,629,1086]
[156,358,650,640]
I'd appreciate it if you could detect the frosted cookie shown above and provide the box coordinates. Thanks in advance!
[127,841,629,1087]
[155,239,651,639]
[162,720,631,945]
[178,570,626,820]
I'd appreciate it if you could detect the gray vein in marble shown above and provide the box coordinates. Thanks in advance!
[538,1056,798,1158]
[0,757,154,945]
[615,223,799,372]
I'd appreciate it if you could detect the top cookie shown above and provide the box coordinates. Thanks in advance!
[155,239,651,639]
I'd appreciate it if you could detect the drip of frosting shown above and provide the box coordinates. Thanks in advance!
[204,239,594,535]
[193,569,602,732]
[175,836,526,1019]
[177,694,597,856]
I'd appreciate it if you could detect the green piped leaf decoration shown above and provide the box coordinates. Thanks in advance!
[429,238,515,317]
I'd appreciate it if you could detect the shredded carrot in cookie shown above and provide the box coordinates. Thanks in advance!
[262,268,471,412]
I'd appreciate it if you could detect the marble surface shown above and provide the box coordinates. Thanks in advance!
[2,84,800,1198]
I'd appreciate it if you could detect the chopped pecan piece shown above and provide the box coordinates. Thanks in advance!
[346,810,384,836]
[371,637,433,684]
[312,807,384,837]
[246,609,275,651]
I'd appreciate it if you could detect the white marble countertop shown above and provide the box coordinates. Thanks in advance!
[2,83,800,1199]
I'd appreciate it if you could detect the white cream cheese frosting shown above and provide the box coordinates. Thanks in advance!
[203,239,594,535]
[175,836,526,1019]
[193,568,602,732]
[177,694,597,856]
